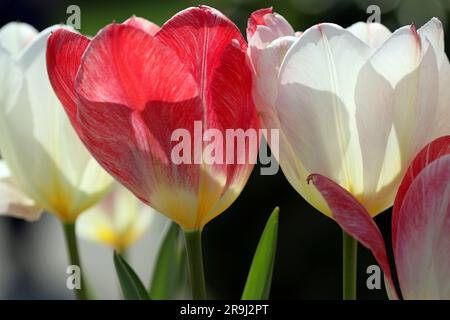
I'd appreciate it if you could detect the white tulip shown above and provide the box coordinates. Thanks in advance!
[248,9,450,217]
[0,22,113,222]
[77,184,168,251]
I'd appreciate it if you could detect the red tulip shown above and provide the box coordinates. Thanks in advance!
[308,136,450,299]
[47,6,259,231]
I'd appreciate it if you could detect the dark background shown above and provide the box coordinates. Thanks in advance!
[0,0,447,299]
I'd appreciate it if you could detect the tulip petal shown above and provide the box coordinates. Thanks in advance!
[394,154,450,299]
[418,18,445,66]
[251,36,297,127]
[248,34,328,215]
[156,6,259,228]
[347,22,391,48]
[369,25,440,160]
[77,185,159,250]
[392,136,450,250]
[46,28,90,129]
[0,160,43,221]
[0,22,37,57]
[247,8,295,47]
[123,16,160,35]
[353,24,441,217]
[277,24,372,203]
[354,47,399,216]
[307,173,398,298]
[75,23,204,228]
[435,57,450,137]
[247,7,273,41]
[0,26,112,221]
[418,18,450,137]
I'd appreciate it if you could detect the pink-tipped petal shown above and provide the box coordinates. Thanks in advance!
[392,135,450,246]
[247,7,273,40]
[308,173,398,298]
[247,8,295,52]
[394,153,450,299]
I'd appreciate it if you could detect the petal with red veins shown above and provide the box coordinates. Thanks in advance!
[46,28,90,128]
[307,173,398,299]
[392,136,450,255]
[75,23,203,229]
[395,154,450,299]
[156,6,259,228]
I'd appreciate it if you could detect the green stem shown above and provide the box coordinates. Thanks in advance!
[184,230,206,300]
[62,222,88,300]
[342,230,358,300]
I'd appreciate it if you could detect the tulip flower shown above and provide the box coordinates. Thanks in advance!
[249,8,449,218]
[309,136,450,299]
[0,22,113,222]
[0,22,113,299]
[47,6,259,299]
[77,184,167,252]
[248,8,450,298]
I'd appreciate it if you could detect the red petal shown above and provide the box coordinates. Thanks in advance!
[75,24,201,208]
[123,16,160,35]
[46,28,89,130]
[392,135,450,247]
[308,173,398,298]
[247,7,273,40]
[76,24,197,110]
[156,6,248,88]
[156,6,259,214]
[394,154,450,299]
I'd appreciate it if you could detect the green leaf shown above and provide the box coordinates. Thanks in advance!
[149,222,187,299]
[241,207,279,300]
[113,251,150,300]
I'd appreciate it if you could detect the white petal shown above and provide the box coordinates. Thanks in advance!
[0,161,42,221]
[0,26,112,221]
[277,24,371,198]
[353,58,400,215]
[77,185,160,249]
[0,22,37,57]
[347,22,391,48]
[251,36,297,128]
[418,18,445,66]
[354,25,441,214]
[436,56,450,136]
[418,18,450,137]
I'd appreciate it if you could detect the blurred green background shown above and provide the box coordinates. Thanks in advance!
[0,0,448,299]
